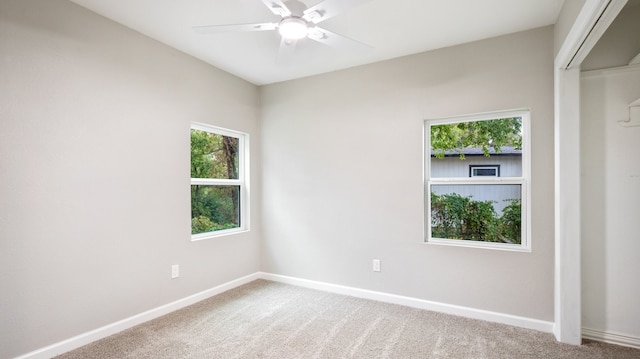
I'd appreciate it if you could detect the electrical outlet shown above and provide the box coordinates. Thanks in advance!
[171,264,179,279]
[373,259,381,272]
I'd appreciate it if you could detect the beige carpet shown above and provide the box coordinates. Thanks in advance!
[57,280,640,358]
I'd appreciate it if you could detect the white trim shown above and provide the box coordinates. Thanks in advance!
[259,272,554,334]
[581,63,640,78]
[429,178,524,185]
[426,237,530,252]
[191,122,247,138]
[242,132,251,234]
[190,178,242,186]
[426,108,531,125]
[191,227,250,241]
[582,328,640,349]
[556,0,628,69]
[553,66,583,345]
[14,273,260,359]
[568,0,628,67]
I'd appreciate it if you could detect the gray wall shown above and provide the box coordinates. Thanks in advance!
[0,0,261,357]
[261,27,555,321]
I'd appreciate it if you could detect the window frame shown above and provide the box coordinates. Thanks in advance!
[190,122,250,241]
[424,109,531,251]
[469,165,500,177]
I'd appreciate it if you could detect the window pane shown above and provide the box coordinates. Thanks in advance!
[191,185,240,234]
[430,117,522,178]
[470,165,499,177]
[430,184,522,244]
[190,129,239,180]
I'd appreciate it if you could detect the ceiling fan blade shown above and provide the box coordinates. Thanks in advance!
[193,22,278,34]
[303,0,372,24]
[260,0,292,17]
[276,38,298,65]
[307,27,372,52]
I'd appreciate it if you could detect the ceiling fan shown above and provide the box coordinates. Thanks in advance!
[193,0,373,58]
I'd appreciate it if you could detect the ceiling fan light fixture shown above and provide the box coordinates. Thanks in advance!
[278,17,308,40]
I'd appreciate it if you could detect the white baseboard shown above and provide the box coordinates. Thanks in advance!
[582,327,640,349]
[15,273,260,359]
[258,272,554,334]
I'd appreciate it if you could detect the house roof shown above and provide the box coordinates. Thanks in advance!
[431,146,522,157]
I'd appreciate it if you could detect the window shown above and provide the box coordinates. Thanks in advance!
[190,123,248,240]
[425,110,530,251]
[470,165,500,177]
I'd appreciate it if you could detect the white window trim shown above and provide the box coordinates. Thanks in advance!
[190,122,250,241]
[424,109,531,252]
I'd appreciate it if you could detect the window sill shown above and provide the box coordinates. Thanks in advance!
[425,238,531,252]
[191,227,249,241]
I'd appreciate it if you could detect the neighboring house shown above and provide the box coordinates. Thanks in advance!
[430,146,522,214]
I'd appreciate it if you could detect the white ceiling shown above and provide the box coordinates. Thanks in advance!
[69,0,566,85]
